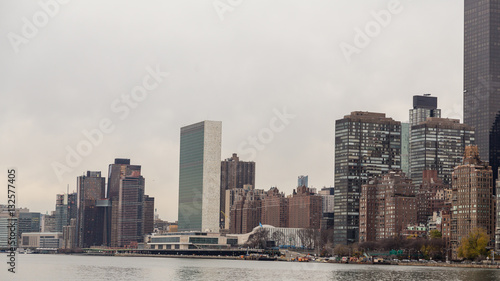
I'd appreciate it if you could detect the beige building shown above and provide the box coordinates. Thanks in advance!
[20,232,63,249]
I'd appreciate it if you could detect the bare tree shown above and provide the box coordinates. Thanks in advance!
[271,231,285,247]
[245,228,269,249]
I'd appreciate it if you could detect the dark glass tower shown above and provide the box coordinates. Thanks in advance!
[77,171,105,248]
[464,0,500,184]
[107,159,145,247]
[334,112,401,245]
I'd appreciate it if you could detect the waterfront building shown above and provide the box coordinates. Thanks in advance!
[62,218,76,249]
[235,225,313,248]
[18,212,41,238]
[178,121,222,232]
[220,153,255,230]
[334,111,401,244]
[108,159,147,247]
[77,171,106,248]
[410,118,474,186]
[41,212,56,232]
[464,0,500,182]
[55,192,77,233]
[416,170,449,225]
[288,186,322,229]
[261,187,288,228]
[20,232,63,249]
[359,170,417,242]
[318,187,335,230]
[229,187,265,234]
[143,195,155,236]
[148,232,239,250]
[450,146,495,259]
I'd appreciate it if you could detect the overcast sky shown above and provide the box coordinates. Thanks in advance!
[1,0,463,221]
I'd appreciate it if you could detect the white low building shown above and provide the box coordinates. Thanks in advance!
[147,232,238,250]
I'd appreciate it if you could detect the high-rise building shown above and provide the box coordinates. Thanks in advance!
[409,94,441,127]
[55,193,77,233]
[410,118,474,186]
[261,187,288,228]
[220,153,255,229]
[416,170,448,226]
[298,175,309,187]
[41,212,56,232]
[288,186,322,229]
[229,188,265,234]
[359,170,417,242]
[107,159,146,247]
[319,187,335,230]
[62,218,77,249]
[334,111,401,245]
[401,123,410,176]
[143,195,155,235]
[450,146,495,259]
[77,171,106,248]
[18,212,41,238]
[464,1,500,183]
[178,121,222,232]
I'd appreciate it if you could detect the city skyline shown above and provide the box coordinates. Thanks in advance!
[1,1,464,222]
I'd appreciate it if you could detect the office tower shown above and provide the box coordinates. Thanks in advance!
[261,187,288,228]
[62,218,77,249]
[41,212,56,232]
[319,187,335,230]
[55,193,77,232]
[464,1,500,183]
[288,186,322,229]
[410,118,474,186]
[77,171,105,248]
[334,111,401,245]
[359,170,417,242]
[401,123,410,175]
[18,212,41,237]
[220,153,255,229]
[450,146,495,259]
[143,195,155,235]
[229,188,265,234]
[107,159,146,247]
[409,94,441,126]
[298,175,309,187]
[178,121,222,232]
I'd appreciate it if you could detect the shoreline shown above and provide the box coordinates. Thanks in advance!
[76,252,500,269]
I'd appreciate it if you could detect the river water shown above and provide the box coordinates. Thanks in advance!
[2,254,500,281]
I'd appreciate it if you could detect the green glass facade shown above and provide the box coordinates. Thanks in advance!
[178,123,205,231]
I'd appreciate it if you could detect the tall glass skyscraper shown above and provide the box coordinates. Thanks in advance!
[409,95,441,127]
[178,121,222,232]
[107,159,145,247]
[464,0,500,183]
[77,171,105,248]
[334,112,401,245]
[410,118,475,186]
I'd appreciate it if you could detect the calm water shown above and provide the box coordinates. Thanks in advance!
[2,254,500,281]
